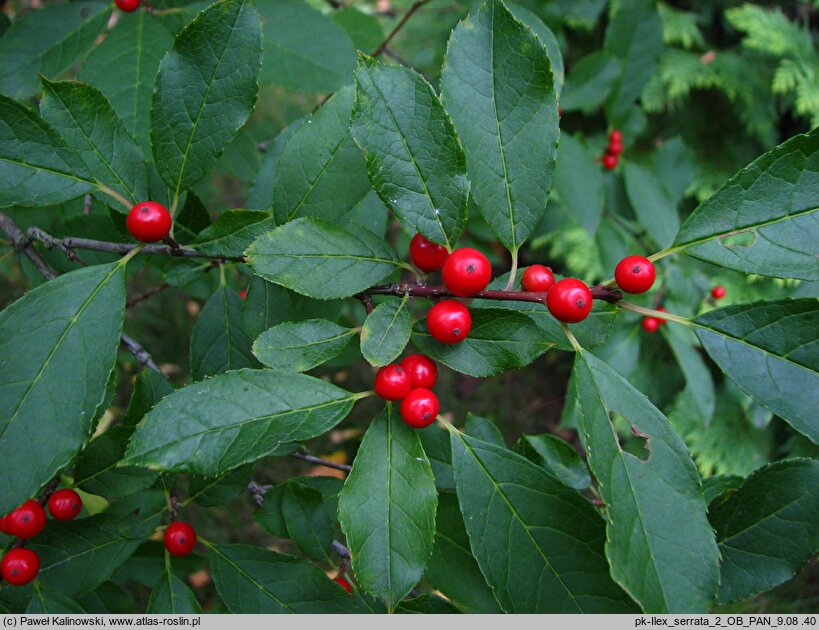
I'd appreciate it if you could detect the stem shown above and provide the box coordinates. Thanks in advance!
[619,301,691,326]
[371,0,432,57]
[96,184,132,211]
[363,282,622,304]
[561,323,583,352]
[503,248,519,291]
[291,450,352,472]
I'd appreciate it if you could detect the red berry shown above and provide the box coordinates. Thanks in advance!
[164,522,197,557]
[442,248,492,296]
[426,300,472,344]
[521,265,555,293]
[115,0,140,11]
[609,129,623,144]
[333,576,352,593]
[602,153,618,170]
[374,365,412,401]
[400,388,439,429]
[126,201,172,243]
[711,285,726,300]
[7,500,46,539]
[546,278,593,323]
[48,489,82,521]
[607,140,623,156]
[400,354,437,389]
[641,317,660,333]
[1,548,40,586]
[615,255,656,294]
[0,515,12,536]
[409,233,449,272]
[239,289,247,300]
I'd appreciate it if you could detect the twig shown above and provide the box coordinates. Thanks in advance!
[126,282,170,308]
[371,0,432,57]
[357,293,374,315]
[291,450,352,472]
[361,282,623,304]
[247,481,274,507]
[120,334,162,373]
[332,539,351,560]
[0,210,57,280]
[20,226,245,262]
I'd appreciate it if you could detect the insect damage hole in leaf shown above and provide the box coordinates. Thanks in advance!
[610,413,651,462]
[718,230,756,248]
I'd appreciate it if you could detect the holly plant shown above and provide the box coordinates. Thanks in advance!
[0,0,817,617]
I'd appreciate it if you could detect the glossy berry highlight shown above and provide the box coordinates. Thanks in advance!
[615,256,656,294]
[442,248,492,296]
[127,201,172,243]
[546,278,593,323]
[48,489,83,521]
[409,233,449,272]
[426,300,472,344]
[7,500,46,539]
[400,354,438,389]
[1,548,40,586]
[164,522,197,557]
[711,285,726,300]
[521,265,555,293]
[641,317,660,333]
[374,364,412,401]
[115,0,140,11]
[400,388,439,429]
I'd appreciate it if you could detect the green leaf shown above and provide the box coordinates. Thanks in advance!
[0,263,126,514]
[360,297,412,367]
[662,325,715,424]
[188,464,255,508]
[440,0,558,252]
[396,595,462,614]
[192,210,275,257]
[282,481,334,561]
[146,569,202,614]
[507,3,564,96]
[258,0,356,93]
[417,425,455,491]
[710,459,819,604]
[0,94,96,206]
[425,492,502,613]
[573,350,720,612]
[671,129,819,281]
[246,217,401,299]
[242,276,295,340]
[30,509,164,598]
[338,406,437,611]
[465,413,504,446]
[74,426,159,498]
[80,11,174,152]
[351,56,468,249]
[623,162,679,249]
[123,369,174,427]
[27,587,86,614]
[151,0,262,198]
[0,2,111,99]
[190,287,258,381]
[516,434,591,490]
[702,475,744,505]
[560,51,622,112]
[122,369,360,475]
[603,0,664,125]
[174,192,212,244]
[553,134,604,235]
[253,319,357,372]
[330,7,384,52]
[449,429,635,613]
[273,86,370,224]
[40,79,148,207]
[691,299,819,444]
[208,543,363,613]
[412,308,553,377]
[247,121,304,210]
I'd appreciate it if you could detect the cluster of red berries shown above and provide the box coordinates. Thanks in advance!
[164,521,197,557]
[641,307,667,333]
[115,0,141,12]
[375,354,440,429]
[602,129,623,170]
[0,489,83,586]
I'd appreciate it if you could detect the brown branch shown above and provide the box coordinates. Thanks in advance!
[291,450,352,472]
[357,293,374,315]
[361,282,623,304]
[121,333,162,373]
[371,0,432,57]
[22,226,245,263]
[126,282,170,308]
